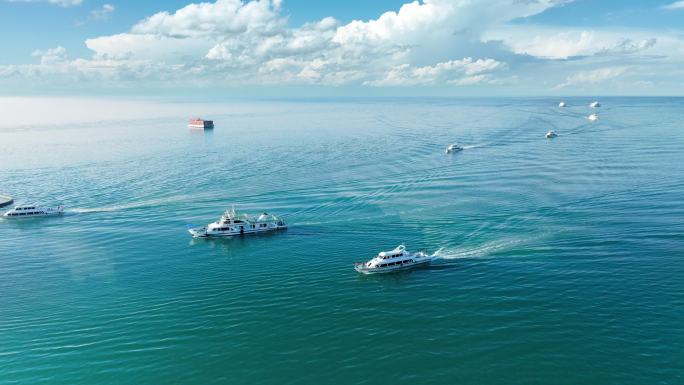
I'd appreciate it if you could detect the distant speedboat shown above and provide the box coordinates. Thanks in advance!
[445,144,463,154]
[588,113,599,121]
[187,207,286,238]
[354,244,432,274]
[2,204,64,218]
[589,101,601,108]
[558,101,567,108]
[546,130,558,138]
[188,118,214,129]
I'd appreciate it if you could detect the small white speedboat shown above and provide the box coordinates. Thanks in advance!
[588,113,599,121]
[355,244,433,274]
[2,204,64,218]
[546,130,558,138]
[187,206,286,238]
[558,101,567,108]
[589,101,601,108]
[445,144,463,154]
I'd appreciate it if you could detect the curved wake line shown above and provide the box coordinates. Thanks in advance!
[67,194,216,214]
[431,236,542,261]
[460,144,486,150]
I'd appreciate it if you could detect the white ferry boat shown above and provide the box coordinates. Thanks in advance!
[546,130,558,138]
[2,204,64,218]
[187,207,286,238]
[188,118,214,129]
[558,101,567,108]
[445,144,463,153]
[355,244,432,274]
[590,101,601,108]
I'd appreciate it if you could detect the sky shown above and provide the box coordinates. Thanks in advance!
[1,0,683,97]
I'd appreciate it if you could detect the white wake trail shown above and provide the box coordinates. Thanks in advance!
[431,237,537,260]
[68,194,210,214]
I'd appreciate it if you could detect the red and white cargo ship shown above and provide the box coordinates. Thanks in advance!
[188,118,214,129]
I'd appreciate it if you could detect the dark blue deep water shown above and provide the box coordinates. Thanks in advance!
[1,98,683,384]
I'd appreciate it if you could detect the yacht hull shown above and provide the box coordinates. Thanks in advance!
[188,225,287,238]
[2,206,64,218]
[355,258,431,274]
[2,212,62,218]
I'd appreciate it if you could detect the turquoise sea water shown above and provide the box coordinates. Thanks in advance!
[1,98,683,384]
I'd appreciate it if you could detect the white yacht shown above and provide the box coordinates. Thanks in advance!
[590,101,601,108]
[558,101,567,108]
[445,144,463,154]
[2,204,64,218]
[545,130,558,138]
[355,244,432,274]
[588,113,599,121]
[187,207,287,238]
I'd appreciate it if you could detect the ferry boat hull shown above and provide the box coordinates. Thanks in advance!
[187,207,287,238]
[188,223,287,238]
[2,205,64,218]
[355,257,431,274]
[355,244,434,274]
[188,123,214,129]
[188,118,214,130]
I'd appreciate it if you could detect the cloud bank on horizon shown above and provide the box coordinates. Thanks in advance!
[2,0,684,95]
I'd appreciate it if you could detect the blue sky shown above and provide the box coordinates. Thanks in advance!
[1,0,684,96]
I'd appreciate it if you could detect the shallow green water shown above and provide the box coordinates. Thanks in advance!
[1,98,683,384]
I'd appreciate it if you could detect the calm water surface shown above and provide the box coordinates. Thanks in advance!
[1,98,683,384]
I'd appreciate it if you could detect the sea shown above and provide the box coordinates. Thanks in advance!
[1,97,683,384]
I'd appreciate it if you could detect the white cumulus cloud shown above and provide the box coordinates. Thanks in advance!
[4,0,684,94]
[70,0,566,86]
[556,66,627,89]
[366,58,505,86]
[662,1,684,10]
[89,4,115,20]
[489,28,658,59]
[131,0,284,38]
